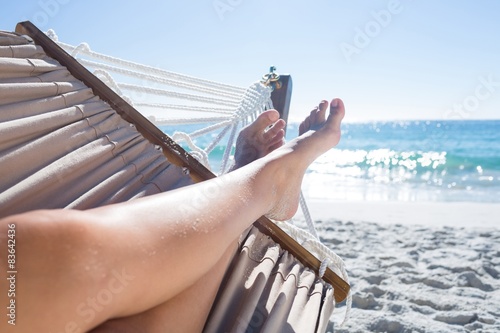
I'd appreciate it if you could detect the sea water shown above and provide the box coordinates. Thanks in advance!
[161,120,500,203]
[297,120,500,203]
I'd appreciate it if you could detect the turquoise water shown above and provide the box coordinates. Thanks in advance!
[161,120,500,203]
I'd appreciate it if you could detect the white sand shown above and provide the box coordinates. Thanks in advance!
[293,200,500,332]
[302,200,500,228]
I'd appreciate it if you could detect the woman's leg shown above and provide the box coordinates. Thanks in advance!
[89,238,239,333]
[0,98,344,333]
[89,109,287,333]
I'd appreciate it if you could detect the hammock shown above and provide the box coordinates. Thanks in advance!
[45,29,287,175]
[0,21,350,332]
[45,28,325,257]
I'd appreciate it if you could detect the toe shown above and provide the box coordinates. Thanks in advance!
[299,117,311,135]
[309,107,318,126]
[268,129,285,147]
[252,110,280,132]
[263,119,286,140]
[268,133,285,152]
[326,98,345,130]
[316,100,329,125]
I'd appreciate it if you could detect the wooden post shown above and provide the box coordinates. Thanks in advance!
[270,75,292,126]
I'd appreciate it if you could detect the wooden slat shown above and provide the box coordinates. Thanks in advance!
[254,217,350,303]
[15,21,349,302]
[270,75,292,126]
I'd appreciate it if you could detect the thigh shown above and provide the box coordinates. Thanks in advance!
[90,240,238,333]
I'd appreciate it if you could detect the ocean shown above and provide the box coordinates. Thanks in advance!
[160,120,500,203]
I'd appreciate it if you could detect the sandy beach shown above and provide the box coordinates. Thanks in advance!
[293,200,500,333]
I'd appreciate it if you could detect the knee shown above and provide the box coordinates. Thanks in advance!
[0,210,113,330]
[1,209,100,278]
[5,209,92,245]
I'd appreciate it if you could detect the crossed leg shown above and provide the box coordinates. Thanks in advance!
[0,98,344,333]
[86,110,286,332]
[88,106,288,333]
[88,238,238,333]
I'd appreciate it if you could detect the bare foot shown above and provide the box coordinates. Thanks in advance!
[263,98,345,220]
[299,99,330,135]
[232,110,286,170]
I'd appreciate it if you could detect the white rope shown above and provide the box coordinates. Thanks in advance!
[319,258,330,278]
[220,121,239,174]
[171,132,211,168]
[189,120,233,140]
[204,122,233,155]
[93,69,124,95]
[275,221,348,279]
[154,116,230,126]
[300,191,319,239]
[78,58,245,100]
[118,83,240,107]
[46,32,246,95]
[134,103,235,115]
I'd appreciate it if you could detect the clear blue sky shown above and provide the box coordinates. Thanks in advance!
[2,0,499,121]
